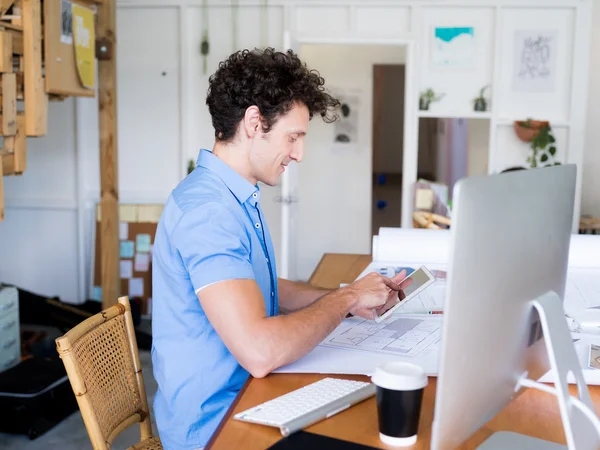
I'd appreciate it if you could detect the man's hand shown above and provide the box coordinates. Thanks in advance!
[341,272,403,320]
[352,270,411,320]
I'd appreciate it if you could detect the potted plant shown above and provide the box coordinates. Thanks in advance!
[473,85,490,112]
[526,123,560,168]
[513,118,549,142]
[419,88,444,111]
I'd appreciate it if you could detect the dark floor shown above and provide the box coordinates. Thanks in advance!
[0,350,159,450]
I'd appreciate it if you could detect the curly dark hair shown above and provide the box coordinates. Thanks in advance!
[206,48,340,142]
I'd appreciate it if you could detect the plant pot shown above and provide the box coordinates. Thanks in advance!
[473,98,487,112]
[513,120,549,142]
[419,98,430,111]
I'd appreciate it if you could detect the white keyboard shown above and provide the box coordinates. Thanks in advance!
[233,377,376,436]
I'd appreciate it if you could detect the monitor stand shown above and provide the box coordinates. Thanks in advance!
[477,291,600,450]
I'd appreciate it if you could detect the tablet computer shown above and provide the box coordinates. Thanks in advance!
[374,265,436,322]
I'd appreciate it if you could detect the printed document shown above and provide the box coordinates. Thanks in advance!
[320,314,441,359]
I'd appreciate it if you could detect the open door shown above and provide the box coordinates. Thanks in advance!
[277,30,300,280]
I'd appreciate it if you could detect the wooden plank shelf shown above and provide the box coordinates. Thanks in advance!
[0,0,100,221]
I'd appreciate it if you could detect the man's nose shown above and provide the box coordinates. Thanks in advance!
[290,144,304,163]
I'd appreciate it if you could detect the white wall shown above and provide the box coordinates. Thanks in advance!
[0,100,81,302]
[295,44,406,280]
[0,0,596,303]
[418,7,495,116]
[582,0,600,217]
[491,7,575,174]
[184,5,285,263]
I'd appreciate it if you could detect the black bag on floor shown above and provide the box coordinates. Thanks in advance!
[0,356,79,439]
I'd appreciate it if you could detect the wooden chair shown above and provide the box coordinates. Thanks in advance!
[55,296,162,450]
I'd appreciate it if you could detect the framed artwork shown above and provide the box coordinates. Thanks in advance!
[512,30,559,93]
[431,26,475,69]
[331,88,361,150]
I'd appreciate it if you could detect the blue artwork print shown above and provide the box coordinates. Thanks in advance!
[432,26,475,69]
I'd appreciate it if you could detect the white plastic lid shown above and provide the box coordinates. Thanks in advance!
[371,361,428,391]
[379,433,417,447]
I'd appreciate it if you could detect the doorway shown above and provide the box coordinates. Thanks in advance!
[371,64,406,237]
[415,117,491,209]
[290,43,410,281]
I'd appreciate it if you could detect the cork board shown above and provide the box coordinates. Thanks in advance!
[92,204,163,316]
[44,0,95,96]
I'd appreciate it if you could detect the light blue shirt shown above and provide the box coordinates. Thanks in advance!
[151,148,278,449]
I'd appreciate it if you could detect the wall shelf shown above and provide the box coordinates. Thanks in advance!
[417,110,492,119]
[495,118,571,128]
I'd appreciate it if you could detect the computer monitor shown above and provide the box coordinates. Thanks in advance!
[431,164,599,449]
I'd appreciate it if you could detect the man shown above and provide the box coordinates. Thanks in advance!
[151,48,407,450]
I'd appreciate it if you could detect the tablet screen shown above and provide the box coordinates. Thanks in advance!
[375,266,434,319]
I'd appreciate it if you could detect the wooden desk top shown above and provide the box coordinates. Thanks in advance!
[206,253,600,449]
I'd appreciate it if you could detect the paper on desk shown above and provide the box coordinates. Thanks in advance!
[538,332,600,385]
[567,234,600,269]
[282,228,600,379]
[373,227,600,269]
[355,261,447,313]
[564,269,600,316]
[274,345,440,377]
[274,313,442,376]
[371,227,600,315]
[372,228,450,265]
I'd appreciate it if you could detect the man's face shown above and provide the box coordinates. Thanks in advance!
[249,102,309,186]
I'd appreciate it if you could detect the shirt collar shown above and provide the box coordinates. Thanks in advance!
[196,148,260,203]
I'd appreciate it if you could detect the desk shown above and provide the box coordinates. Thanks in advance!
[206,253,600,449]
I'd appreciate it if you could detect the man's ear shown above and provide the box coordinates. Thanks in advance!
[243,106,262,139]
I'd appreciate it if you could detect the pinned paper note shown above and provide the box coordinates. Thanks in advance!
[119,222,129,240]
[129,278,144,297]
[136,234,152,253]
[92,286,102,301]
[415,189,434,210]
[120,260,133,279]
[120,241,135,258]
[134,253,150,272]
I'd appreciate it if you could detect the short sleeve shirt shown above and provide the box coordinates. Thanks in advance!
[151,148,278,449]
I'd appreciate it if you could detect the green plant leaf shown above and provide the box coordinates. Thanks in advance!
[535,132,549,149]
[549,134,556,143]
[554,162,561,165]
[541,153,549,163]
[549,146,556,156]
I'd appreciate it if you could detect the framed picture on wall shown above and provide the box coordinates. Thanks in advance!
[431,26,475,69]
[331,87,361,151]
[512,30,559,93]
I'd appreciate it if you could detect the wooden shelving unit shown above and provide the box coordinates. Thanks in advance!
[0,0,104,214]
[0,0,119,308]
[417,110,493,119]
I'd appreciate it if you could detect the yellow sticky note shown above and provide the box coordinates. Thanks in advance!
[72,4,96,89]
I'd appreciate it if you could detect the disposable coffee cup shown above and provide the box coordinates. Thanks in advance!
[371,361,428,447]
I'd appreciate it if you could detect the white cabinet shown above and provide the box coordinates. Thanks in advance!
[0,286,20,373]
